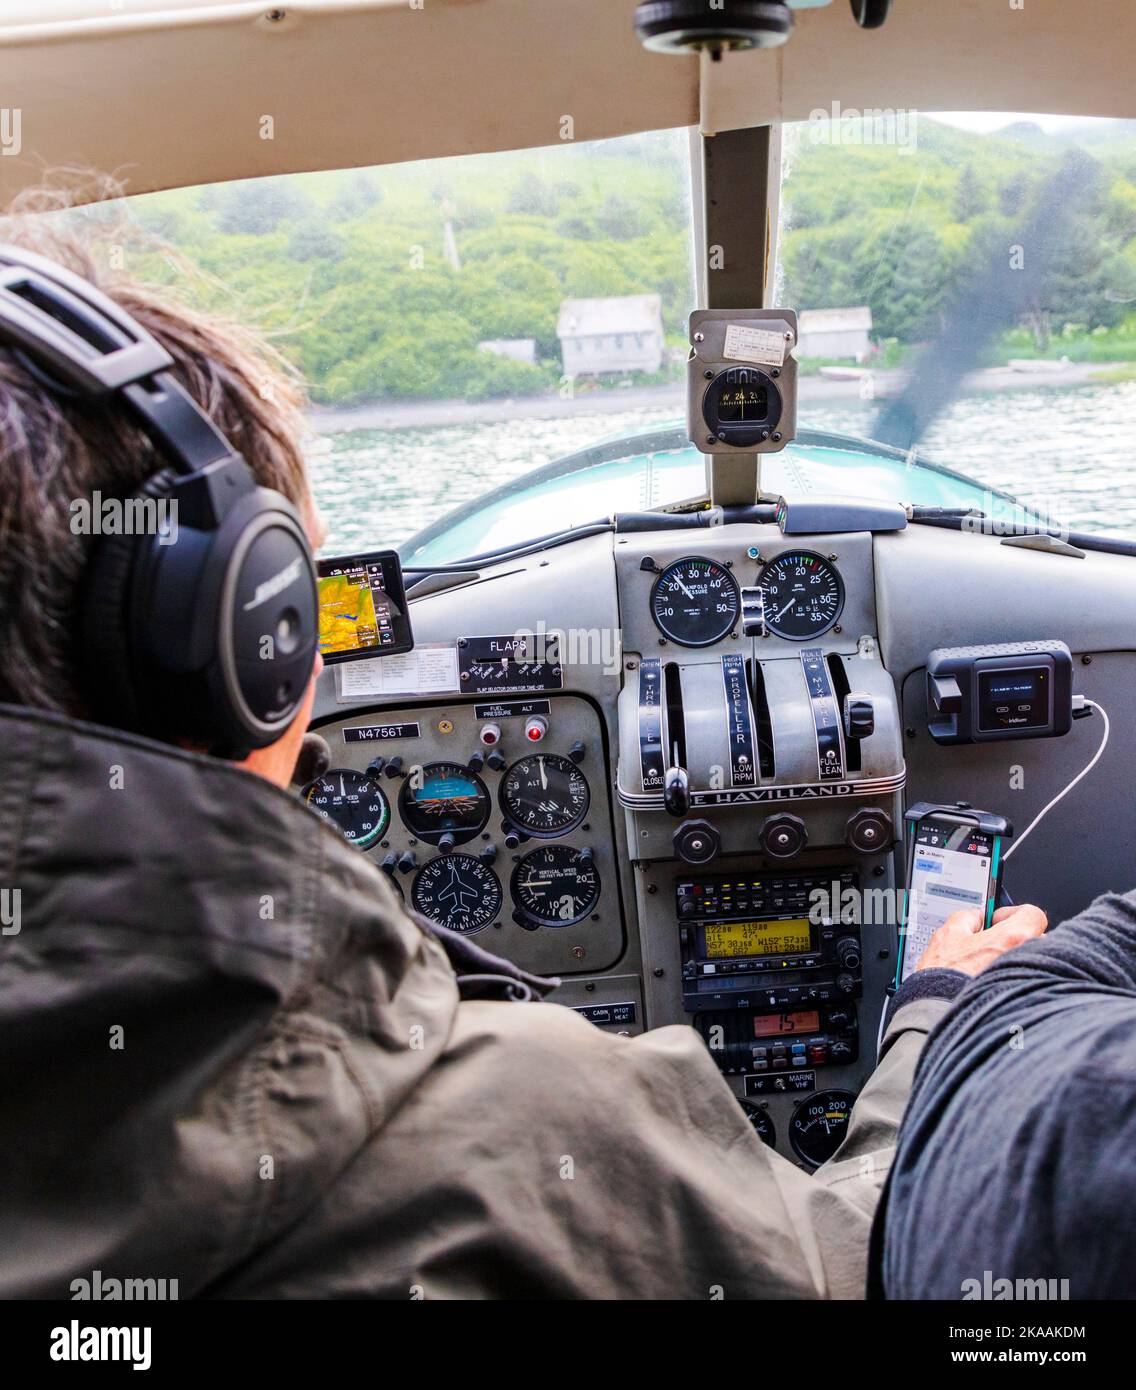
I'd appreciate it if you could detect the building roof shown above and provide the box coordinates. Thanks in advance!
[557,295,663,339]
[798,307,873,335]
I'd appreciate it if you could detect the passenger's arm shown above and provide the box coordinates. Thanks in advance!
[815,903,1049,1206]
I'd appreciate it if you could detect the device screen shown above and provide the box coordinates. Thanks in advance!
[316,549,414,664]
[898,817,1001,985]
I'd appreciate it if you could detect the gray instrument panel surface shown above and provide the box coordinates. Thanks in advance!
[303,515,1136,1168]
[314,695,624,979]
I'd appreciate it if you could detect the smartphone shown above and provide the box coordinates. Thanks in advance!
[316,548,414,664]
[896,807,1005,986]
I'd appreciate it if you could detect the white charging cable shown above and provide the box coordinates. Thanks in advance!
[1003,698,1110,861]
[877,699,1110,1061]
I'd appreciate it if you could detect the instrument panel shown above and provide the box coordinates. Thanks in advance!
[311,522,899,1168]
[310,695,624,979]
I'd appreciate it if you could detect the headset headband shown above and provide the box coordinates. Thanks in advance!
[0,243,319,756]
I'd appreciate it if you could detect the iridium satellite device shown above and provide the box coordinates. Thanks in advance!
[687,309,798,505]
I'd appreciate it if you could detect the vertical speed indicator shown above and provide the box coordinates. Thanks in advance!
[650,556,741,647]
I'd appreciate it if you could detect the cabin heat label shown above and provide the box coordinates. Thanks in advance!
[800,647,846,782]
[721,653,757,787]
[638,658,666,793]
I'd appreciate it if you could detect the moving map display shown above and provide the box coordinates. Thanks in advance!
[316,549,414,664]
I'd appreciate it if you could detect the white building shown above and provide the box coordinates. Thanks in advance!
[557,295,664,376]
[797,306,873,362]
[478,338,537,365]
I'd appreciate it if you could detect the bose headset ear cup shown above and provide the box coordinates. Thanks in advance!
[0,242,323,756]
[129,483,318,755]
[80,467,179,735]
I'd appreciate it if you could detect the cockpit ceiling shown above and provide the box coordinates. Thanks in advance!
[1,0,1133,204]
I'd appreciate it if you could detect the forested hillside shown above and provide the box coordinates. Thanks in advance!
[125,119,1136,404]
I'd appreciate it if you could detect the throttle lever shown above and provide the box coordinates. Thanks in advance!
[663,764,691,818]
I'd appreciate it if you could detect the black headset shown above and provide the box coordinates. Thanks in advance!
[0,245,319,757]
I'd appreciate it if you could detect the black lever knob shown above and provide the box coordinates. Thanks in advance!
[467,750,485,773]
[663,765,690,818]
[836,936,862,971]
[577,846,595,865]
[384,756,404,779]
[759,813,807,860]
[380,852,398,875]
[437,833,456,854]
[502,824,521,850]
[673,819,720,866]
[397,850,417,874]
[366,756,386,777]
[486,750,507,772]
[843,692,875,740]
[568,740,586,764]
[845,807,892,854]
[479,844,498,864]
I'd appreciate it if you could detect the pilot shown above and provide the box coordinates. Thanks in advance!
[875,891,1134,1300]
[0,210,1046,1300]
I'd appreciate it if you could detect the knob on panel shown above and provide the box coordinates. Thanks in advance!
[845,807,893,854]
[663,765,691,819]
[759,813,807,860]
[673,819,721,866]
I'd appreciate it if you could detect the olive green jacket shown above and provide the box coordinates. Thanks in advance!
[0,704,947,1299]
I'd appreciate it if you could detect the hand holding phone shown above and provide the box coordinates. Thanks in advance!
[913,903,1048,978]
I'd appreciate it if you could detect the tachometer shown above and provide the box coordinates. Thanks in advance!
[398,761,491,847]
[651,556,740,647]
[512,845,601,927]
[412,854,502,934]
[789,1089,855,1167]
[500,754,590,837]
[305,768,390,851]
[758,550,844,640]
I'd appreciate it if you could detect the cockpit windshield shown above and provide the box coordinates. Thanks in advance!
[117,113,1136,561]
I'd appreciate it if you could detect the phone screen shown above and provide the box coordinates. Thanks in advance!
[898,817,1001,985]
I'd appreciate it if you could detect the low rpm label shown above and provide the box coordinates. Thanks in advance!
[638,658,665,793]
[722,653,757,787]
[800,647,846,782]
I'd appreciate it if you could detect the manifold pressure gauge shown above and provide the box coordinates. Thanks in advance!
[651,556,741,646]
